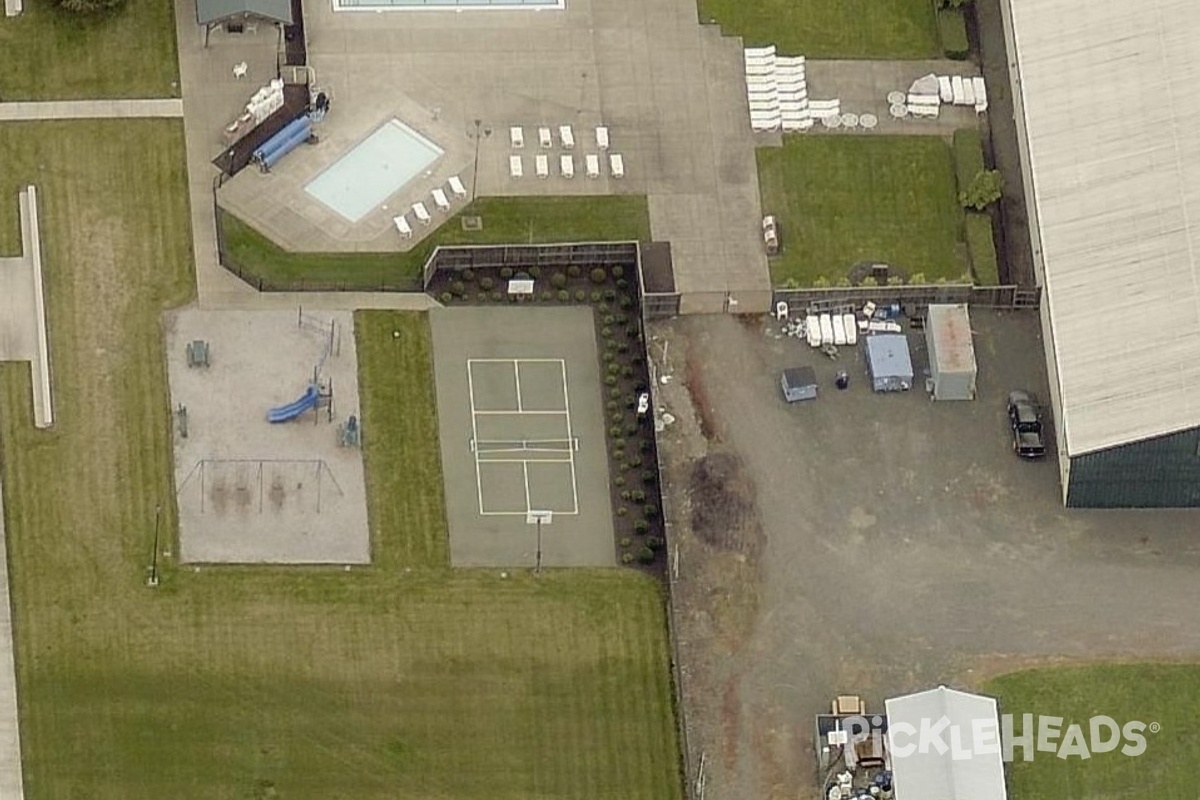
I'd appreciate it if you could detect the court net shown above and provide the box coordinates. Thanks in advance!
[470,438,579,454]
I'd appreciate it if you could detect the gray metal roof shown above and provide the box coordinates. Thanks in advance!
[1011,0,1200,455]
[196,0,291,25]
[885,687,1007,800]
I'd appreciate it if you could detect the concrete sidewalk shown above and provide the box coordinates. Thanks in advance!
[0,99,183,121]
[0,477,25,800]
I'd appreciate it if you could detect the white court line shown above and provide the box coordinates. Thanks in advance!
[468,357,563,363]
[471,410,568,416]
[474,457,575,464]
[466,361,487,516]
[559,359,580,514]
[513,361,522,412]
[522,462,531,512]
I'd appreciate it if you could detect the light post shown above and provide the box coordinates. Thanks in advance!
[535,517,543,575]
[469,119,491,205]
[148,503,161,587]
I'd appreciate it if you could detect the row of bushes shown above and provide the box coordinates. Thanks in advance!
[964,213,999,285]
[937,4,970,60]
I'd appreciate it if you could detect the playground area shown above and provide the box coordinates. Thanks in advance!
[430,307,614,567]
[165,308,369,564]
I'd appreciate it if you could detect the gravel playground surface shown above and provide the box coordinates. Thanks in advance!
[650,312,1200,800]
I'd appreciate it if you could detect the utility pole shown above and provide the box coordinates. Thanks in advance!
[147,504,161,587]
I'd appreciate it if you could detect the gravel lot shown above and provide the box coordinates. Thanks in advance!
[650,311,1200,800]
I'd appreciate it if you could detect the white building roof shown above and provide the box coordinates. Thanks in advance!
[1011,0,1200,455]
[885,687,1007,800]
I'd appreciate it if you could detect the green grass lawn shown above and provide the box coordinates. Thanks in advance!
[222,195,652,290]
[0,121,681,799]
[986,665,1200,798]
[0,0,179,100]
[757,136,969,286]
[697,0,938,59]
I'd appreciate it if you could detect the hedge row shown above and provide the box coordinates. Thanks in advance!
[965,212,999,285]
[937,6,969,60]
[952,128,986,194]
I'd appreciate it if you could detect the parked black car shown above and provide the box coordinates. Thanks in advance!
[1007,390,1046,459]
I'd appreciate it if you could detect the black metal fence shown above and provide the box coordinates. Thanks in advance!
[774,283,1040,312]
[420,241,643,289]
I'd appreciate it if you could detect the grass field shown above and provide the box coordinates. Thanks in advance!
[221,195,652,290]
[986,665,1200,798]
[0,0,179,100]
[757,136,969,286]
[0,121,682,799]
[697,0,938,59]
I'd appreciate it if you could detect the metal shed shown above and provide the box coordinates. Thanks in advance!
[925,304,977,401]
[780,366,818,403]
[864,335,913,393]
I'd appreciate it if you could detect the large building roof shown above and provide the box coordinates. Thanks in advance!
[885,687,1007,800]
[1011,0,1200,455]
[196,0,291,25]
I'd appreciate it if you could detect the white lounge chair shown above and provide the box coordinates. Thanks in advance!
[559,125,575,149]
[972,76,988,112]
[393,215,412,239]
[560,154,574,178]
[535,154,549,178]
[595,126,609,150]
[585,154,600,179]
[448,175,467,199]
[538,127,552,148]
[510,126,524,149]
[609,153,624,178]
[509,155,523,178]
[413,202,431,225]
[432,188,450,213]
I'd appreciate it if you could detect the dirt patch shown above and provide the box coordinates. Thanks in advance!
[684,346,722,442]
[689,451,762,557]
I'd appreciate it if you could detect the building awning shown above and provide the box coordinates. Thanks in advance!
[196,0,292,25]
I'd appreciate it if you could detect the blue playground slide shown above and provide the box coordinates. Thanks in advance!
[266,384,320,423]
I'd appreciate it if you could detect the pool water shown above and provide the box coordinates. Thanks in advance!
[304,119,444,223]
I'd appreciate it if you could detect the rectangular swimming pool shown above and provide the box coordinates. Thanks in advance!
[304,119,444,223]
[335,0,562,9]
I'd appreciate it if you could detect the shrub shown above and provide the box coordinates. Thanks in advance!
[618,296,634,310]
[461,268,475,282]
[859,276,878,287]
[557,289,570,302]
[610,411,623,424]
[499,267,514,279]
[937,6,969,59]
[965,213,1000,285]
[528,266,541,278]
[641,470,657,484]
[603,314,616,326]
[639,438,653,452]
[631,489,646,504]
[550,272,568,289]
[616,278,629,290]
[622,365,634,378]
[590,267,608,284]
[604,289,617,301]
[59,0,125,11]
[952,128,986,195]
[626,326,640,339]
[959,169,1002,211]
[601,326,613,338]
[608,387,622,399]
[540,291,553,302]
[619,536,633,548]
[621,552,635,564]
[591,290,603,303]
[450,280,466,297]
[636,546,655,564]
[490,291,503,302]
[614,438,627,450]
[574,289,587,302]
[610,424,623,437]
[439,291,453,303]
[598,302,611,314]
[634,520,651,534]
[887,275,904,287]
[625,456,643,469]
[644,503,659,518]
[909,272,928,286]
[603,351,617,363]
[617,506,628,516]
[608,362,620,374]
[620,490,632,501]
[604,375,618,386]
[835,276,852,288]
[606,399,619,411]
[617,342,629,354]
[476,293,487,302]
[611,265,625,279]
[645,535,663,551]
[515,271,531,281]
[479,276,495,291]
[612,447,625,460]
[614,475,626,487]
[567,265,582,278]
[812,276,831,288]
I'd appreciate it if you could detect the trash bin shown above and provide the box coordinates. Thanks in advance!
[835,371,849,390]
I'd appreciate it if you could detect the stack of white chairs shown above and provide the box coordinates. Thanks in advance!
[745,46,835,132]
[745,46,780,132]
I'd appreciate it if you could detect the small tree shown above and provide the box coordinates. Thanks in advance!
[939,0,973,7]
[960,169,1002,210]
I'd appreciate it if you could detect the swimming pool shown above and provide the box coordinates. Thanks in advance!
[304,119,444,223]
[334,0,562,9]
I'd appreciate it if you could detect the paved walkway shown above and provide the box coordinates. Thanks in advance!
[0,99,182,121]
[0,476,25,800]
